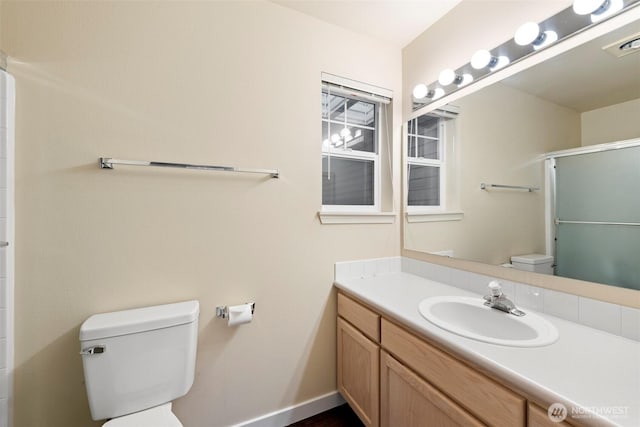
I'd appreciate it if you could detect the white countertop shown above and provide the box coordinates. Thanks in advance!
[335,272,640,427]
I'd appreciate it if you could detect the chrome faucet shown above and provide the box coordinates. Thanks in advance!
[483,281,526,317]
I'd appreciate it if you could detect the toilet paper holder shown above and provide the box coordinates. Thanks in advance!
[216,302,255,319]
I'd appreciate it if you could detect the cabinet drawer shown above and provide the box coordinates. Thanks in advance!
[381,351,483,427]
[381,319,525,427]
[338,292,380,343]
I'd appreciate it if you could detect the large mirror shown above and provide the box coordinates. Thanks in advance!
[404,13,640,291]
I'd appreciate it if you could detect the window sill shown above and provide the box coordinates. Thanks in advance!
[318,212,397,224]
[406,211,464,223]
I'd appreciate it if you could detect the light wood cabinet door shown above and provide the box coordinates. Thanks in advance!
[337,317,379,427]
[528,403,574,426]
[380,351,484,427]
[381,319,525,427]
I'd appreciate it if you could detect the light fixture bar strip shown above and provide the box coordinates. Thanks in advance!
[412,0,640,111]
[99,157,279,178]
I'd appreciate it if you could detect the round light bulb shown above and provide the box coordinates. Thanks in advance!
[458,74,474,87]
[331,133,340,143]
[573,0,606,15]
[412,83,428,99]
[471,49,492,69]
[432,88,445,100]
[492,56,510,70]
[438,68,456,86]
[591,0,622,22]
[533,31,558,50]
[340,127,351,138]
[515,22,541,46]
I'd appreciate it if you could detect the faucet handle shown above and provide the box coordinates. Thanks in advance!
[488,280,503,297]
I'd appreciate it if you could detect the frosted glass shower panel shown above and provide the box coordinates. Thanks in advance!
[555,145,640,289]
[556,146,640,222]
[556,223,640,289]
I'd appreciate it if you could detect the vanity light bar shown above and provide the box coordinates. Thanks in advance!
[412,0,640,110]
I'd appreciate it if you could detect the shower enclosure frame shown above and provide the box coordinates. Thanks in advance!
[0,65,15,427]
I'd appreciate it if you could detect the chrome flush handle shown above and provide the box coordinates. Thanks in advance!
[80,345,106,356]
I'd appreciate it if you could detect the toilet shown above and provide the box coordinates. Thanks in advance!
[79,300,199,426]
[510,254,554,274]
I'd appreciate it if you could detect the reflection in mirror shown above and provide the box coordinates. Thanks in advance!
[406,106,459,214]
[553,144,640,289]
[404,17,640,291]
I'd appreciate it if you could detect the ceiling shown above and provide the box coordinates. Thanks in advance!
[270,0,461,48]
[502,20,640,113]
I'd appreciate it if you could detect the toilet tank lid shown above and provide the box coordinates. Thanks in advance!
[510,254,554,265]
[80,300,199,341]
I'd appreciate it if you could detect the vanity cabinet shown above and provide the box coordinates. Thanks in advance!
[380,350,483,427]
[528,403,573,427]
[337,291,530,427]
[381,319,526,427]
[337,293,380,427]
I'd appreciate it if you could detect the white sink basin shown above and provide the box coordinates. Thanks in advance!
[418,296,559,347]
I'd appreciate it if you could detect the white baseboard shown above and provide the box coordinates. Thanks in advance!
[235,391,346,427]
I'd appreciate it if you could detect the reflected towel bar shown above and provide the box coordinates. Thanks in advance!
[480,183,539,192]
[99,157,279,178]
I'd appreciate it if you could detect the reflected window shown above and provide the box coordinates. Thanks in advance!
[406,106,458,211]
[407,113,443,207]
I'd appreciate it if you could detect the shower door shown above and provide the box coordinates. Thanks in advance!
[554,143,640,290]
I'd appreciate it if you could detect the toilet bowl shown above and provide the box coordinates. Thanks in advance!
[103,403,181,427]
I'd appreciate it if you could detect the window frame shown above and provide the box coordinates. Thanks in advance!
[321,82,385,213]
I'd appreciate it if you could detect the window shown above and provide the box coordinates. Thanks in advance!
[322,86,380,211]
[406,106,459,215]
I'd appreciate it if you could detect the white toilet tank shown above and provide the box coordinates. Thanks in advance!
[510,254,554,274]
[80,300,199,421]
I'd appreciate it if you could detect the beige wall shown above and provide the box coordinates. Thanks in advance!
[581,98,640,146]
[404,82,580,264]
[0,2,401,426]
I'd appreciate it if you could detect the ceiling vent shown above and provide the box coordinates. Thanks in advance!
[602,31,640,58]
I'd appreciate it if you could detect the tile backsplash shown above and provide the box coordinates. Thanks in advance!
[335,256,640,342]
[335,257,402,281]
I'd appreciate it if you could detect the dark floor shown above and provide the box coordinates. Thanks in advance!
[287,404,364,427]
